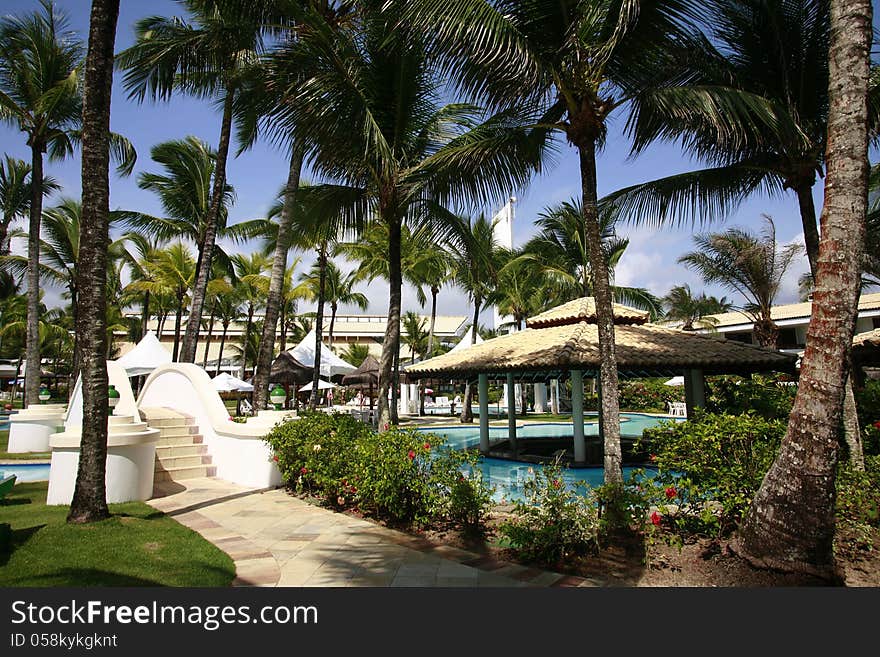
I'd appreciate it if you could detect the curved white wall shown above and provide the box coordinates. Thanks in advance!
[47,444,156,505]
[138,364,283,488]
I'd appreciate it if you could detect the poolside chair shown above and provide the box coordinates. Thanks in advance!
[667,402,687,418]
[0,474,16,500]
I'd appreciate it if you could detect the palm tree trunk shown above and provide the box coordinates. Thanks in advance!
[67,0,119,524]
[202,300,216,368]
[328,303,337,351]
[378,217,402,430]
[391,348,400,423]
[24,140,44,408]
[428,286,438,356]
[157,311,167,338]
[578,139,623,486]
[141,291,150,338]
[172,295,184,361]
[0,217,10,257]
[280,303,288,352]
[309,245,328,410]
[795,184,821,281]
[216,323,228,376]
[737,0,871,577]
[241,302,254,381]
[180,87,234,362]
[253,147,303,409]
[460,300,480,423]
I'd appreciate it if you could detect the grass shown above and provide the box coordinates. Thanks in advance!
[0,481,235,587]
[0,429,50,461]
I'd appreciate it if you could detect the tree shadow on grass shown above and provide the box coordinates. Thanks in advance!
[0,523,46,568]
[0,497,31,506]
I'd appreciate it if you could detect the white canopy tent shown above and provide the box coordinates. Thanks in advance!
[212,372,254,393]
[664,376,685,386]
[288,329,356,378]
[448,331,484,354]
[298,378,336,392]
[115,331,172,377]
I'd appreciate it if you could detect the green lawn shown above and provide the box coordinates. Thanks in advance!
[0,482,235,587]
[0,429,50,461]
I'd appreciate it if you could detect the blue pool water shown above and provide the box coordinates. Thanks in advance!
[0,463,50,482]
[416,412,675,502]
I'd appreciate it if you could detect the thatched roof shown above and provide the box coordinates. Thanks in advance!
[406,321,797,380]
[341,355,379,387]
[270,352,313,384]
[853,328,880,365]
[526,297,650,329]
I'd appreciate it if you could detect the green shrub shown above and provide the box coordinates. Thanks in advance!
[348,428,441,525]
[499,459,599,565]
[639,411,785,534]
[264,412,370,501]
[856,381,880,455]
[618,379,684,413]
[706,374,796,420]
[429,448,495,530]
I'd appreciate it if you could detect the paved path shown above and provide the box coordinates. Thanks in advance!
[149,478,599,588]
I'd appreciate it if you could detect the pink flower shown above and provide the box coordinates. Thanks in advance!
[423,442,431,450]
[665,486,677,499]
[383,423,390,431]
[272,455,279,463]
[552,479,561,489]
[649,454,657,462]
[407,450,416,460]
[300,467,308,474]
[228,416,234,421]
[650,511,662,527]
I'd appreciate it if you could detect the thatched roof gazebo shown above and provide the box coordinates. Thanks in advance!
[341,355,380,409]
[406,296,797,463]
[853,328,880,367]
[270,352,313,385]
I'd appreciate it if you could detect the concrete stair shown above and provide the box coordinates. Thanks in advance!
[141,407,216,484]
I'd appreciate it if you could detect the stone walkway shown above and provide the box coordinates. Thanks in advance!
[149,478,600,588]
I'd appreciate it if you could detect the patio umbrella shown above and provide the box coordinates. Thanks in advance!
[298,378,336,392]
[342,355,380,409]
[212,372,254,392]
[269,352,314,411]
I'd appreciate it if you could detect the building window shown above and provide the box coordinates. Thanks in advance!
[726,331,753,344]
[873,316,880,329]
[777,328,803,350]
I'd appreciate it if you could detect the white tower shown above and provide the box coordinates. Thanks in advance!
[491,196,516,333]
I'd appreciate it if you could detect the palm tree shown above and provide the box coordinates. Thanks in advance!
[401,311,428,364]
[662,284,733,331]
[127,243,197,360]
[407,229,453,359]
[125,136,263,276]
[678,216,801,347]
[521,199,662,315]
[449,213,502,423]
[323,263,368,351]
[738,0,872,577]
[231,252,270,379]
[341,342,370,367]
[401,0,698,484]
[268,4,546,429]
[0,156,58,255]
[68,0,122,523]
[114,231,163,338]
[212,291,242,376]
[0,2,83,406]
[200,269,235,368]
[117,0,271,362]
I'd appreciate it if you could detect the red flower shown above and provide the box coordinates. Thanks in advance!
[349,486,357,493]
[873,420,880,430]
[383,423,390,431]
[300,467,308,474]
[552,479,561,489]
[423,442,431,450]
[407,450,416,460]
[665,486,677,499]
[650,511,662,526]
[649,454,657,462]
[272,455,279,462]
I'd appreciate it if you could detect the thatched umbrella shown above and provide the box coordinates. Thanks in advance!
[341,354,379,410]
[269,352,313,410]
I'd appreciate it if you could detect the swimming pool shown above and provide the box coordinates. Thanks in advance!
[416,413,675,501]
[0,462,50,482]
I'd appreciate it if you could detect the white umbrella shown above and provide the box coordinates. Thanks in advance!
[298,378,336,392]
[116,331,172,377]
[212,372,254,392]
[664,376,684,386]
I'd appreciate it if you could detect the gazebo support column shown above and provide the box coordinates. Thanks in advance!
[571,369,586,464]
[478,374,490,454]
[684,368,705,418]
[533,383,547,413]
[506,372,518,456]
[550,379,559,414]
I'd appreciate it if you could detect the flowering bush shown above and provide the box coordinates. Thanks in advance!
[705,374,796,420]
[835,455,880,555]
[638,410,786,535]
[618,379,684,413]
[499,458,599,565]
[429,448,495,531]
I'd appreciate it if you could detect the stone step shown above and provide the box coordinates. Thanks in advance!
[156,434,203,447]
[156,425,199,438]
[153,464,216,482]
[154,454,212,470]
[155,444,207,458]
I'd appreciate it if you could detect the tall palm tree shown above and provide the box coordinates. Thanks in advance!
[0,2,83,407]
[662,284,733,331]
[402,0,697,482]
[68,0,122,523]
[341,342,370,367]
[270,5,545,428]
[738,0,872,577]
[212,291,242,376]
[231,252,270,379]
[125,136,263,276]
[114,231,163,337]
[127,243,197,360]
[521,199,662,316]
[323,263,368,350]
[678,216,801,347]
[117,0,272,362]
[407,228,453,359]
[200,270,235,368]
[449,213,502,423]
[0,156,59,255]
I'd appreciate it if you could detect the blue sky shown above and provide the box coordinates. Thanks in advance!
[1,0,866,323]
